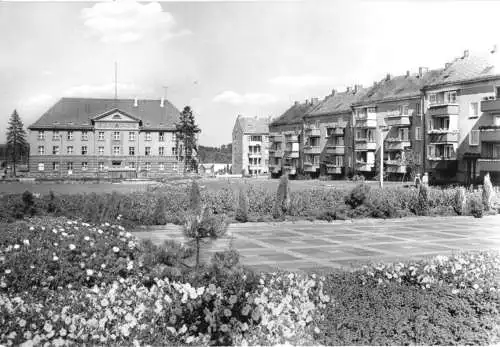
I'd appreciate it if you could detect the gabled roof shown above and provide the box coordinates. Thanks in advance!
[90,108,142,123]
[424,49,500,88]
[355,70,442,106]
[235,116,269,134]
[29,97,181,130]
[270,102,316,126]
[307,89,366,117]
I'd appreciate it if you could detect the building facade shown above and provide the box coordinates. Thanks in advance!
[28,97,187,178]
[304,87,365,178]
[231,115,269,175]
[422,49,500,185]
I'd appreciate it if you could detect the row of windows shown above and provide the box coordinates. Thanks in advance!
[37,162,174,171]
[38,145,179,156]
[38,131,175,142]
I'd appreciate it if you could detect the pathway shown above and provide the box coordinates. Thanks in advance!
[133,215,500,272]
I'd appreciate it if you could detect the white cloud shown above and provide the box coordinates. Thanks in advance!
[269,74,336,88]
[81,1,190,43]
[18,94,54,112]
[63,83,152,98]
[213,91,277,105]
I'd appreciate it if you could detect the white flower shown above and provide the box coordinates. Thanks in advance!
[41,226,45,230]
[127,261,133,270]
[84,236,90,241]
[59,328,67,337]
[101,264,106,269]
[53,256,59,261]
[86,269,94,276]
[23,239,30,246]
[120,324,130,337]
[14,244,20,250]
[98,229,103,234]
[52,229,58,234]
[179,324,187,334]
[473,283,479,290]
[69,244,76,250]
[29,226,35,231]
[112,247,120,253]
[452,289,459,294]
[101,298,109,307]
[18,319,26,327]
[5,269,11,274]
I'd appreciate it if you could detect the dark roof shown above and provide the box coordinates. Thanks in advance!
[424,50,500,88]
[236,116,269,134]
[270,102,316,126]
[28,97,181,130]
[355,70,442,105]
[308,89,367,116]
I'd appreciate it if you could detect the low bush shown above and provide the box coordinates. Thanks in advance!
[345,183,370,209]
[235,188,249,223]
[469,194,484,218]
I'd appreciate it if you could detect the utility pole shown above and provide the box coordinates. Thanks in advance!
[379,126,384,188]
[114,62,118,101]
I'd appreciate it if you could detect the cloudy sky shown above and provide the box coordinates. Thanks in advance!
[1,0,500,146]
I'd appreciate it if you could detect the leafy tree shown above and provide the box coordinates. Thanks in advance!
[189,180,202,212]
[402,149,421,182]
[176,106,200,174]
[235,188,249,222]
[272,174,291,219]
[6,110,28,177]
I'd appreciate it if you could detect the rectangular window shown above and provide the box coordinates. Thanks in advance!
[38,163,44,171]
[159,132,165,142]
[129,147,135,156]
[81,146,88,155]
[98,146,104,155]
[113,131,120,141]
[52,146,59,155]
[38,146,45,155]
[129,132,135,141]
[52,131,60,141]
[129,162,136,169]
[67,146,73,154]
[145,132,152,141]
[172,147,178,156]
[399,105,409,116]
[469,130,479,146]
[495,115,500,126]
[67,162,73,170]
[429,94,437,104]
[81,131,88,141]
[52,162,59,171]
[469,102,479,118]
[427,145,435,158]
[445,91,457,103]
[415,126,421,140]
[67,131,73,140]
[159,162,165,170]
[81,162,88,170]
[496,86,500,99]
[415,102,421,116]
[98,131,105,141]
[159,147,164,156]
[145,147,151,156]
[98,162,104,171]
[335,156,343,166]
[113,146,120,155]
[38,131,45,140]
[367,107,376,114]
[145,162,151,171]
[250,135,262,142]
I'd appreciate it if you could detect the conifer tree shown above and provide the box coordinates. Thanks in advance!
[6,110,28,177]
[176,106,200,174]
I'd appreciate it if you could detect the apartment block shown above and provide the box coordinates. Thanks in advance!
[28,97,186,178]
[231,115,269,175]
[352,69,440,179]
[304,86,365,178]
[268,101,316,177]
[422,49,500,185]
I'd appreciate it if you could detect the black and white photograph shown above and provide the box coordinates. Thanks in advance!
[0,0,499,345]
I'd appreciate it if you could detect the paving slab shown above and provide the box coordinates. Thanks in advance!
[133,215,500,272]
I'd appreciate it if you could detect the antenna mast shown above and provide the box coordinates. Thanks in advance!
[114,62,118,101]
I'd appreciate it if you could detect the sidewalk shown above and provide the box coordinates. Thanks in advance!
[133,215,500,272]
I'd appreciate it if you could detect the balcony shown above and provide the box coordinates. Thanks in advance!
[355,140,377,151]
[356,161,375,172]
[303,162,320,172]
[427,104,460,117]
[428,130,459,143]
[480,128,500,142]
[328,128,345,136]
[427,159,458,171]
[285,135,299,142]
[248,152,262,158]
[480,98,500,113]
[325,145,345,155]
[273,149,284,157]
[303,145,321,154]
[478,159,500,172]
[270,166,281,174]
[283,165,297,175]
[285,150,299,158]
[385,140,411,151]
[385,160,407,173]
[326,164,342,174]
[385,115,410,127]
[305,128,321,137]
[355,119,377,128]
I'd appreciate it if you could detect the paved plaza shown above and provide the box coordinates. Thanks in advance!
[133,215,500,272]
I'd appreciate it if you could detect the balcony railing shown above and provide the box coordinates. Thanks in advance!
[355,141,377,151]
[355,161,375,172]
[286,151,299,158]
[327,128,345,136]
[427,104,460,117]
[305,128,321,137]
[355,119,377,128]
[478,158,500,172]
[385,141,411,151]
[480,128,500,142]
[428,156,457,161]
[386,165,407,174]
[326,166,342,174]
[285,135,299,142]
[248,152,262,158]
[480,98,500,113]
[325,146,345,155]
[385,115,410,127]
[428,131,459,143]
[303,162,320,172]
[303,145,321,154]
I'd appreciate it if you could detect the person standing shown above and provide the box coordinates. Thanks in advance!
[414,173,421,188]
[422,172,429,186]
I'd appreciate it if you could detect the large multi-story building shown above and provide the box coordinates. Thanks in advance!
[231,115,270,175]
[352,68,441,179]
[304,86,365,178]
[422,49,500,185]
[268,100,317,177]
[28,97,187,178]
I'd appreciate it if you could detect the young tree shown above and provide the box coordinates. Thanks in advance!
[6,110,28,177]
[176,106,200,174]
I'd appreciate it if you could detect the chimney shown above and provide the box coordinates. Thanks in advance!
[160,97,164,108]
[406,70,410,78]
[463,49,469,58]
[354,84,362,93]
[491,44,497,54]
[331,88,336,96]
[418,67,428,78]
[346,86,351,92]
[134,98,138,107]
[311,97,319,105]
[386,73,391,81]
[445,62,451,69]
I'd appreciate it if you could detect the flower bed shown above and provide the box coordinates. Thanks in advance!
[0,217,499,346]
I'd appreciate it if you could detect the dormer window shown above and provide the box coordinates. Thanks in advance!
[112,114,121,119]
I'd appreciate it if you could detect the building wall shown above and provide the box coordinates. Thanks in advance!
[242,133,269,175]
[269,123,302,175]
[231,124,243,174]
